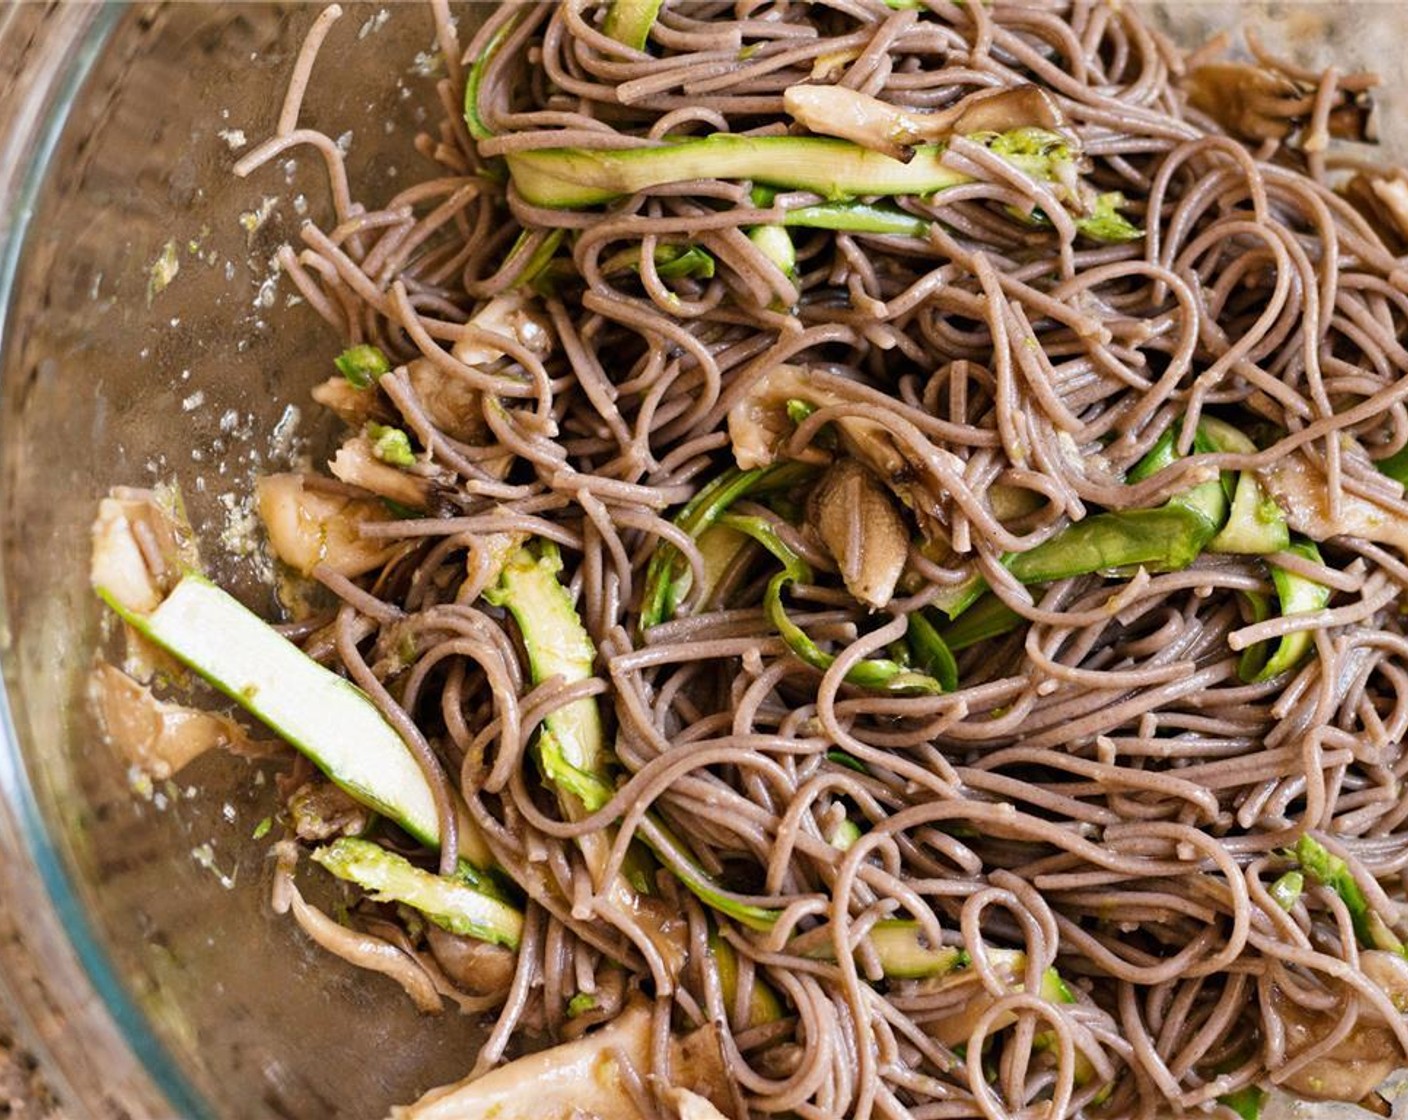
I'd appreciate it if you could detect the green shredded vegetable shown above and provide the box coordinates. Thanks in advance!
[335,344,390,389]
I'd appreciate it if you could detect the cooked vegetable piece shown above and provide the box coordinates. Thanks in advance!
[1209,470,1290,554]
[828,818,863,851]
[97,575,467,854]
[451,289,554,368]
[668,1090,731,1120]
[1185,63,1375,145]
[506,129,1135,245]
[288,779,374,842]
[1060,190,1143,242]
[809,459,910,610]
[1007,504,1224,584]
[834,923,963,980]
[783,83,1065,162]
[508,136,981,209]
[89,663,269,780]
[367,423,418,468]
[640,460,812,631]
[721,512,951,696]
[915,949,1077,1045]
[1237,541,1332,683]
[330,435,442,511]
[90,487,201,615]
[708,928,784,1027]
[462,11,520,140]
[312,838,522,948]
[1342,170,1408,252]
[748,224,797,284]
[778,199,931,237]
[1273,950,1408,1103]
[1270,870,1304,911]
[904,610,959,693]
[649,243,717,280]
[602,0,663,51]
[1260,440,1408,554]
[286,882,443,1014]
[484,544,613,812]
[939,594,1023,651]
[392,1001,729,1120]
[335,343,390,388]
[1292,835,1399,951]
[936,420,1234,625]
[1219,1086,1267,1120]
[425,925,516,997]
[311,374,388,427]
[500,226,565,291]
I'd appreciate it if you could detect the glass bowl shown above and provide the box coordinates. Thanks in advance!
[0,3,1401,1118]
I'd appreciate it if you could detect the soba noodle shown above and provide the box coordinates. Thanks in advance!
[183,2,1408,1117]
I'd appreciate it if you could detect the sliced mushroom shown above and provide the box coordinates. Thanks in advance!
[667,1089,731,1120]
[405,358,490,445]
[727,363,960,543]
[1185,63,1376,146]
[727,364,910,477]
[1276,950,1408,1102]
[451,290,554,369]
[914,949,1029,1048]
[672,1021,731,1115]
[255,473,398,577]
[311,375,392,428]
[424,925,516,998]
[783,83,1064,163]
[391,999,729,1120]
[287,778,374,842]
[89,663,272,779]
[402,359,515,480]
[946,84,1066,136]
[392,1001,654,1120]
[90,485,200,616]
[809,459,910,610]
[287,883,443,1015]
[329,434,455,513]
[1341,171,1408,253]
[1258,443,1408,554]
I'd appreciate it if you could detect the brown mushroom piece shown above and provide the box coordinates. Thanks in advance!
[450,289,555,369]
[1258,442,1408,554]
[310,375,393,428]
[1276,950,1408,1103]
[90,485,200,614]
[287,778,374,842]
[1341,170,1408,254]
[423,925,516,998]
[89,663,273,780]
[391,999,730,1120]
[809,459,910,610]
[286,883,443,1015]
[328,433,456,513]
[783,83,1065,163]
[405,358,489,446]
[255,473,398,577]
[1184,63,1376,146]
[727,363,961,542]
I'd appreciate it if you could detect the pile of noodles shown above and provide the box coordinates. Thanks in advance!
[227,2,1408,1118]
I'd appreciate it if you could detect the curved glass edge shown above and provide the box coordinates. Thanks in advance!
[0,5,210,1118]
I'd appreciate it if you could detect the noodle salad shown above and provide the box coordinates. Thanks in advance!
[88,3,1408,1118]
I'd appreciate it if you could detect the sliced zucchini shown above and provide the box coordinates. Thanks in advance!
[313,838,522,948]
[99,574,452,851]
